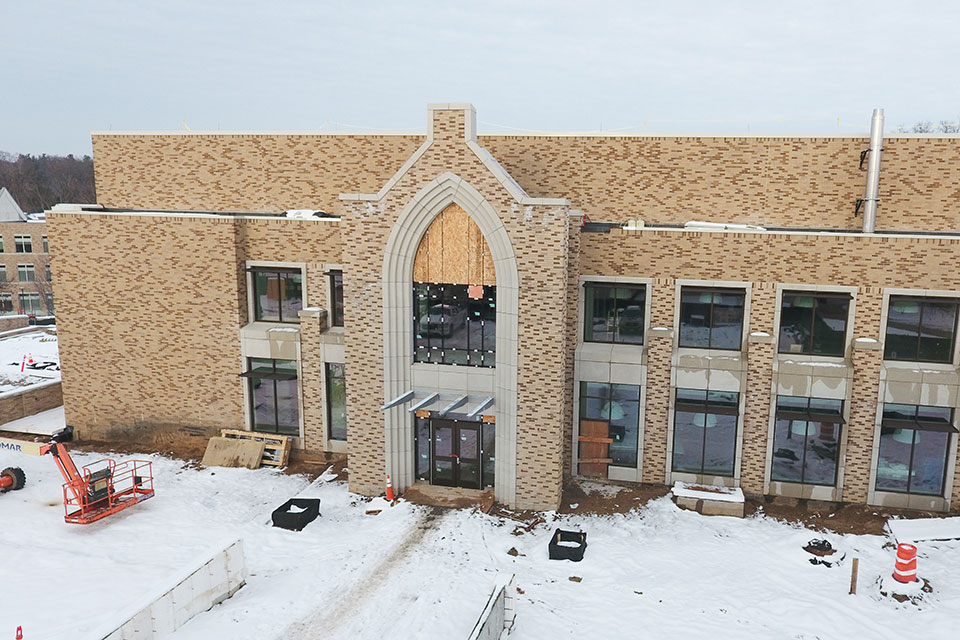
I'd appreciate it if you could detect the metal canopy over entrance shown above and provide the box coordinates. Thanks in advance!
[382,390,498,491]
[380,390,496,421]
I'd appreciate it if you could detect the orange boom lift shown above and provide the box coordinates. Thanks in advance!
[0,428,155,524]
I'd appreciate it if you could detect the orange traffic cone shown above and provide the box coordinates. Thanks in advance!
[385,475,395,501]
[27,354,33,366]
[17,626,23,640]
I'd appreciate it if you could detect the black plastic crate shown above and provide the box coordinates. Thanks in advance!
[271,498,321,531]
[548,528,587,562]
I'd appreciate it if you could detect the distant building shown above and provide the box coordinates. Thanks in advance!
[48,103,960,512]
[0,187,53,316]
[0,187,26,222]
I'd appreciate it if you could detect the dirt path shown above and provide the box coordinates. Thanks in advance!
[281,506,446,638]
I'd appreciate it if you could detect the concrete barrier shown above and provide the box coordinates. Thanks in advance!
[94,538,247,640]
[0,380,62,426]
[468,573,516,640]
[0,315,30,333]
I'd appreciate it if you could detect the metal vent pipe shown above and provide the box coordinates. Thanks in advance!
[862,108,884,233]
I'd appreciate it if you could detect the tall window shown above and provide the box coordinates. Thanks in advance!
[19,293,41,315]
[45,263,51,282]
[41,236,49,253]
[0,265,6,282]
[672,389,740,477]
[251,267,303,322]
[875,404,953,496]
[329,270,344,327]
[0,237,4,252]
[245,358,299,436]
[14,235,32,253]
[679,288,745,350]
[583,282,645,344]
[884,297,959,363]
[414,282,496,367]
[0,294,12,315]
[770,396,843,486]
[579,382,641,471]
[18,264,34,282]
[779,292,850,356]
[326,363,347,441]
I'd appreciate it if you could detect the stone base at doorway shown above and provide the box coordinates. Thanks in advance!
[672,482,745,518]
[403,482,495,512]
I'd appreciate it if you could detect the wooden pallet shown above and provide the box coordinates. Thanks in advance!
[220,429,292,467]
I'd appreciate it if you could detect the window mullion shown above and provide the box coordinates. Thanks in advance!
[809,298,818,355]
[700,411,708,475]
[915,302,926,361]
[905,429,918,493]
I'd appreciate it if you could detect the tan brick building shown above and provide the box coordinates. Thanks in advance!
[0,189,54,317]
[47,104,960,512]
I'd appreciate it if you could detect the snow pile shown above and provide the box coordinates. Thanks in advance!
[0,329,59,392]
[672,481,744,503]
[888,516,960,543]
[3,445,959,639]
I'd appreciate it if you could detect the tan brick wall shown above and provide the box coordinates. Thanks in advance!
[584,229,960,505]
[298,312,327,452]
[46,212,340,445]
[845,288,885,503]
[93,132,960,232]
[92,134,424,212]
[741,284,777,495]
[641,279,675,484]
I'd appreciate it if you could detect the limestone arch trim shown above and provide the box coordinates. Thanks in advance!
[381,172,519,506]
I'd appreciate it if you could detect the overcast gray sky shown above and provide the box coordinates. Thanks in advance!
[2,0,958,156]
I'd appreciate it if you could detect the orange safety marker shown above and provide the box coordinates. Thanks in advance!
[385,474,395,501]
[17,625,23,639]
[893,543,918,583]
[20,355,25,372]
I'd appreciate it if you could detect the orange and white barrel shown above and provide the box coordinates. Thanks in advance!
[893,543,918,583]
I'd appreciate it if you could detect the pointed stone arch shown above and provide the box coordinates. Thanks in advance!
[382,172,519,506]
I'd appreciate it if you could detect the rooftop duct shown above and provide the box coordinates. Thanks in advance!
[860,108,884,233]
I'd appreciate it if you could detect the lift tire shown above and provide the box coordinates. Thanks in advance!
[1,467,26,492]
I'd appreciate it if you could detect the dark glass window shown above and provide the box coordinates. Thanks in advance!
[875,403,953,496]
[770,396,843,486]
[251,267,303,322]
[246,358,299,436]
[0,294,12,314]
[884,297,959,363]
[14,235,32,253]
[329,270,344,327]
[579,382,641,469]
[679,288,745,350]
[414,282,496,367]
[326,363,347,441]
[583,282,646,344]
[779,292,850,356]
[672,389,739,476]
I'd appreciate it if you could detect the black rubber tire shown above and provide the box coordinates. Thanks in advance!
[1,467,26,492]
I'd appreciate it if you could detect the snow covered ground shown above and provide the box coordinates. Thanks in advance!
[0,328,59,391]
[2,434,958,640]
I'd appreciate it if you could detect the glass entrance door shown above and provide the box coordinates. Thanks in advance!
[432,422,457,486]
[426,419,484,489]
